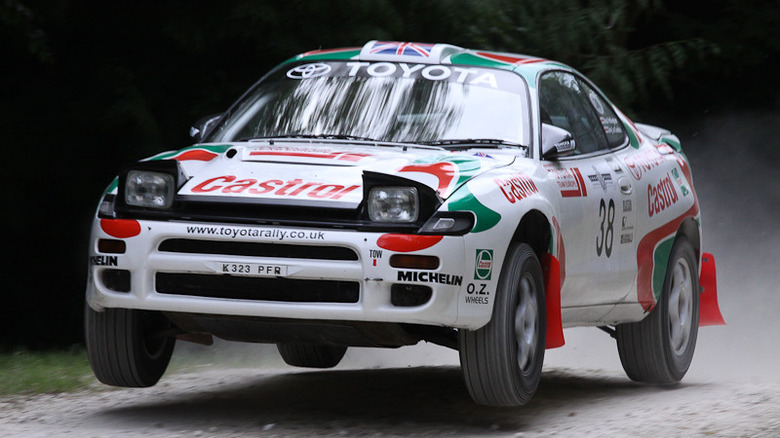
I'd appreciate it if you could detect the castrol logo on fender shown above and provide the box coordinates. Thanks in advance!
[494,173,538,203]
[648,173,679,217]
[625,148,664,181]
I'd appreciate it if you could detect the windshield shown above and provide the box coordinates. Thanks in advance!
[207,61,531,146]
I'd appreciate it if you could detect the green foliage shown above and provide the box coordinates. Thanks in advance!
[0,349,93,395]
[461,0,718,110]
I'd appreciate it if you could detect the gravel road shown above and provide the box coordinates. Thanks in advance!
[2,331,780,438]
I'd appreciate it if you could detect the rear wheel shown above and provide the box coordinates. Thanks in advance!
[459,243,546,406]
[277,343,347,368]
[616,237,699,383]
[85,305,176,387]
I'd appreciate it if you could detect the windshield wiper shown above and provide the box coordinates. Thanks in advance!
[417,139,527,150]
[238,134,380,142]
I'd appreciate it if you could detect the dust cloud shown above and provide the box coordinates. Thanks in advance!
[172,110,780,386]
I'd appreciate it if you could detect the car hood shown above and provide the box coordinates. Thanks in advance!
[163,140,517,208]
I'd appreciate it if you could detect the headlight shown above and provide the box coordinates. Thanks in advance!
[125,170,175,209]
[367,187,418,223]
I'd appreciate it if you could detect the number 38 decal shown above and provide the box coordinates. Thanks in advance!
[596,198,615,257]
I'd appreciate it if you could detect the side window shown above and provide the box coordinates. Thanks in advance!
[580,82,628,149]
[539,72,609,155]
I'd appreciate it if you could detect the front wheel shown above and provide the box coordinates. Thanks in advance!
[459,243,546,406]
[616,237,699,383]
[85,304,176,387]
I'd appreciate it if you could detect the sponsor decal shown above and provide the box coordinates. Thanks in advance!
[587,166,613,192]
[671,167,690,197]
[248,147,372,163]
[648,173,679,217]
[397,270,463,286]
[600,116,623,135]
[286,63,332,79]
[91,255,118,266]
[186,225,325,241]
[190,175,359,200]
[344,62,500,88]
[465,283,490,304]
[494,173,538,203]
[620,233,634,244]
[624,148,665,181]
[474,249,494,280]
[546,166,588,198]
[589,90,605,114]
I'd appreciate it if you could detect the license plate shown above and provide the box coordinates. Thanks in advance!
[206,261,288,277]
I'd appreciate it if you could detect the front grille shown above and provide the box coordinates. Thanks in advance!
[155,273,360,303]
[159,238,358,261]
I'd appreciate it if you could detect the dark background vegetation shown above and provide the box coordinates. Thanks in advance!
[2,0,778,349]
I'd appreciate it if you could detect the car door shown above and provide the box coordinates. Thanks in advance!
[539,71,637,308]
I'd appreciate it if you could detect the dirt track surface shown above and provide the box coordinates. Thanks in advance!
[2,350,780,438]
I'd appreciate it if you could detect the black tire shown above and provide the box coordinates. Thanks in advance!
[459,243,546,406]
[616,237,699,383]
[85,304,176,387]
[277,343,347,368]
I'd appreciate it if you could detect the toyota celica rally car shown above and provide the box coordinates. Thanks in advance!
[85,40,725,406]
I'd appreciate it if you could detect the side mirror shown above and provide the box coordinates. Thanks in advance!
[541,123,576,159]
[189,113,223,143]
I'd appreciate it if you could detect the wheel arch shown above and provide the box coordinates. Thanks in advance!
[676,217,701,261]
[509,209,551,260]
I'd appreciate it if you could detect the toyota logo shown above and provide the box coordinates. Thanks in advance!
[286,63,332,79]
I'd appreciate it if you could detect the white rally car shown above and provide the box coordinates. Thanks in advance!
[85,41,725,406]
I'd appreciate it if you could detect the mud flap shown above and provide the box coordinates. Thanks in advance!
[699,252,726,326]
[541,254,565,348]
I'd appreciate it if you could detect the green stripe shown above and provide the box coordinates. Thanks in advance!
[624,122,640,149]
[652,237,675,301]
[661,136,682,152]
[447,189,501,233]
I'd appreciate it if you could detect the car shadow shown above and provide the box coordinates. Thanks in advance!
[93,366,703,435]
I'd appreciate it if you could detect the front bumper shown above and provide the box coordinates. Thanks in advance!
[86,218,469,328]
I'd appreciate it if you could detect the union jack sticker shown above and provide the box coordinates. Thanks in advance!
[368,41,435,57]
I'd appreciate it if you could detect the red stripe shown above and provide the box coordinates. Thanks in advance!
[560,168,587,198]
[636,202,699,310]
[397,162,456,194]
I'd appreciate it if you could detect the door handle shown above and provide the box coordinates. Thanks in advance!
[618,177,633,195]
